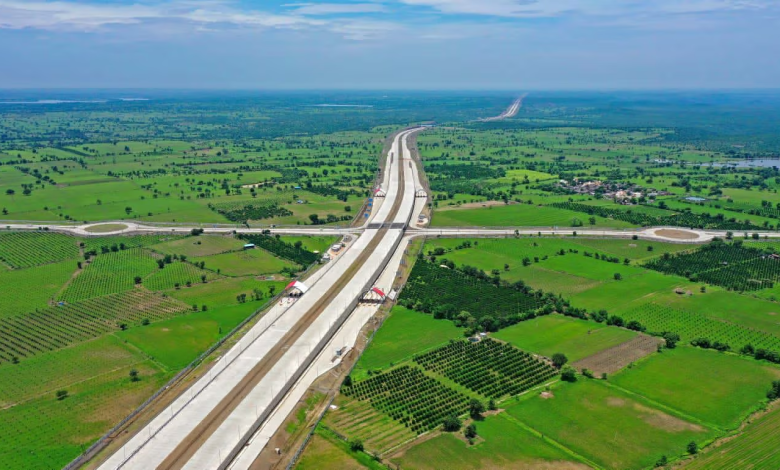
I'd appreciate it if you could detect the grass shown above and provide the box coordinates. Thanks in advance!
[152,235,245,258]
[167,277,285,308]
[83,224,128,233]
[0,335,145,407]
[431,203,636,228]
[0,361,168,470]
[0,259,76,317]
[391,412,588,470]
[611,347,780,429]
[352,306,462,379]
[194,249,295,277]
[505,379,715,470]
[493,314,637,362]
[116,303,258,369]
[684,404,780,470]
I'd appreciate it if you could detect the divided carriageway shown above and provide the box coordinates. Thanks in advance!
[94,127,426,470]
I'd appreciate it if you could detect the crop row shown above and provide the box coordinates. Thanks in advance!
[0,232,79,268]
[341,366,470,435]
[60,248,158,302]
[414,339,557,398]
[644,241,780,291]
[620,303,780,352]
[0,290,189,363]
[143,260,220,291]
[550,201,761,230]
[81,234,183,255]
[399,260,545,328]
[238,233,319,266]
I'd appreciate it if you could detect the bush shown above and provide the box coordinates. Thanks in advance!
[552,352,568,369]
[464,423,477,439]
[56,390,68,400]
[561,366,577,382]
[348,439,364,452]
[687,441,699,455]
[469,399,485,419]
[443,414,462,432]
[768,380,780,400]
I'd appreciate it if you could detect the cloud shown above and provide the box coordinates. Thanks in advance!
[0,0,388,38]
[397,0,775,18]
[284,2,387,15]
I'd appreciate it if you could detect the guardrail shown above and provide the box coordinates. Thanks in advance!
[218,227,408,469]
[285,234,425,470]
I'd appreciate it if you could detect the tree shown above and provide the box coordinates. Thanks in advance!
[56,390,68,400]
[134,275,142,285]
[141,318,150,326]
[442,414,461,432]
[464,423,477,439]
[655,455,668,467]
[552,353,568,369]
[469,399,485,419]
[614,273,622,281]
[687,441,698,454]
[663,332,680,349]
[343,375,352,387]
[129,369,139,382]
[561,366,577,382]
[294,240,303,249]
[309,214,320,225]
[767,380,780,400]
[488,398,497,411]
[348,439,364,452]
[5,189,15,197]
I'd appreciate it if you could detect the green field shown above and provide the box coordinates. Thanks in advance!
[493,314,637,362]
[611,347,780,429]
[431,203,636,228]
[684,405,780,470]
[352,306,462,379]
[506,380,715,470]
[391,412,589,470]
[117,303,258,368]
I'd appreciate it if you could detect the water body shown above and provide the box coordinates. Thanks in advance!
[0,99,109,104]
[701,159,780,168]
[0,98,149,105]
[310,104,374,108]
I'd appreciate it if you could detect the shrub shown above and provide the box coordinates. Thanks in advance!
[561,366,577,382]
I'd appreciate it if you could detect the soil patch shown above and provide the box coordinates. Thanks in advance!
[83,223,128,233]
[439,200,517,211]
[540,391,554,400]
[572,334,662,376]
[654,229,699,240]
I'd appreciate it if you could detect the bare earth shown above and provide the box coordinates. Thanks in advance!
[654,229,699,240]
[572,334,662,376]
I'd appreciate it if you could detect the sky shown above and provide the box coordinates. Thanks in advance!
[0,0,778,89]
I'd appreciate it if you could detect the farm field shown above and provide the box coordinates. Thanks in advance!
[610,347,780,429]
[493,314,637,362]
[431,203,636,228]
[0,230,325,469]
[683,404,780,470]
[352,306,463,379]
[390,412,589,470]
[7,95,780,470]
[505,380,716,470]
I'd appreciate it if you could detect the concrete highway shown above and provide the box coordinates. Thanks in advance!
[5,119,779,470]
[94,127,425,470]
[479,94,526,121]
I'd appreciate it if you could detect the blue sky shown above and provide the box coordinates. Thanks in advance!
[0,0,778,89]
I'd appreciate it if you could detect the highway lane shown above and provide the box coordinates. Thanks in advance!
[95,127,422,470]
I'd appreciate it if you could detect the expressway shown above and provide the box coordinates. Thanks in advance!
[94,127,426,470]
[479,94,526,121]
